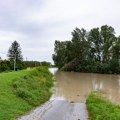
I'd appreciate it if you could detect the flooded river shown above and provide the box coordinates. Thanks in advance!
[51,70,120,104]
[19,68,120,120]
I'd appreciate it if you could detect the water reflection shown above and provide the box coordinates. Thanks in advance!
[49,68,58,74]
[51,70,120,104]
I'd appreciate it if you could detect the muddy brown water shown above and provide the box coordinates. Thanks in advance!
[51,70,120,104]
[18,68,120,120]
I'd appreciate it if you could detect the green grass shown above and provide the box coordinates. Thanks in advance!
[86,92,120,120]
[0,66,54,120]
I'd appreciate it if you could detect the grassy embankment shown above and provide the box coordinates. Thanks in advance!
[0,66,54,120]
[86,92,120,120]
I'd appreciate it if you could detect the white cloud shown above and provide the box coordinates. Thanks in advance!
[0,0,120,63]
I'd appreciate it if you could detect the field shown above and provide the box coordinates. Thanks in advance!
[0,67,54,120]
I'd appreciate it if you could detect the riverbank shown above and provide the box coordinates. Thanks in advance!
[0,66,54,120]
[86,92,120,120]
[16,70,120,120]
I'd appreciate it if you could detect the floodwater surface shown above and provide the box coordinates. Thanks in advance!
[19,68,120,120]
[51,71,120,104]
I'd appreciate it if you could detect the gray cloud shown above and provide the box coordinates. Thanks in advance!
[0,0,120,63]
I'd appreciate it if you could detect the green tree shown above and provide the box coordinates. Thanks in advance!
[52,40,68,69]
[112,36,120,61]
[53,25,120,74]
[8,40,23,71]
[0,60,11,72]
[71,28,89,60]
[88,27,102,62]
[100,25,115,63]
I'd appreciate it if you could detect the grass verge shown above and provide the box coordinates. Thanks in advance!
[86,92,120,120]
[0,66,54,120]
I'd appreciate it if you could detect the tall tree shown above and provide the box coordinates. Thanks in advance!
[88,27,102,62]
[112,36,120,64]
[8,40,23,71]
[71,28,89,60]
[52,40,68,69]
[53,25,120,74]
[100,25,115,63]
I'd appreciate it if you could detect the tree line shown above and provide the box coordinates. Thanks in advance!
[0,41,51,72]
[53,25,120,74]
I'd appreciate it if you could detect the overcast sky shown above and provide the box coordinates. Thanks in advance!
[0,0,120,63]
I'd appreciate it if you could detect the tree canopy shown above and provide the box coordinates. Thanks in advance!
[53,25,120,74]
[8,40,23,61]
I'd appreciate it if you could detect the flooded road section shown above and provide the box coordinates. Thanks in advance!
[18,68,120,120]
[52,71,120,104]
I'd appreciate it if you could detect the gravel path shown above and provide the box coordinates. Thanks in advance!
[18,100,89,120]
